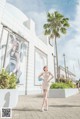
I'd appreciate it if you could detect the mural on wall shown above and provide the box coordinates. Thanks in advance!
[34,48,47,85]
[0,28,28,90]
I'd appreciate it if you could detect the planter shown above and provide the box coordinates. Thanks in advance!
[49,88,79,98]
[0,89,18,108]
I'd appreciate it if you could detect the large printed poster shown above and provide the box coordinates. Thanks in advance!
[0,28,28,92]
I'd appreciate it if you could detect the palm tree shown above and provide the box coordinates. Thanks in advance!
[43,11,70,81]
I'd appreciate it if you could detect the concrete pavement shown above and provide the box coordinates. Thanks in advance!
[0,93,80,119]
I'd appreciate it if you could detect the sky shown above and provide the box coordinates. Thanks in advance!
[7,0,80,79]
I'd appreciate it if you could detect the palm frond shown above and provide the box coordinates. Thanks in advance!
[44,29,51,35]
[43,11,70,38]
[60,27,67,34]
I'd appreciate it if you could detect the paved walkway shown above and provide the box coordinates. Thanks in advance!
[1,93,80,119]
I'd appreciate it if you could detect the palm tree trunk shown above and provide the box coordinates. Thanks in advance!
[55,36,59,81]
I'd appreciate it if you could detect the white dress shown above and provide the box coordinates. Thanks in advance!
[42,72,51,90]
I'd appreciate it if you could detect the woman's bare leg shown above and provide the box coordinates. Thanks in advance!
[42,89,46,111]
[45,90,48,110]
[42,89,49,111]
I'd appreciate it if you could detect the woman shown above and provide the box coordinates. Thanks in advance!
[38,66,53,111]
[6,41,21,83]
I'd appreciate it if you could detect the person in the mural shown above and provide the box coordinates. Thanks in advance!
[38,66,54,111]
[6,40,21,83]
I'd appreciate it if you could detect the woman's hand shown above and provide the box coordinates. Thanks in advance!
[47,72,54,83]
[47,79,50,83]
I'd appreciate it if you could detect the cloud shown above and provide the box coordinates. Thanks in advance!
[7,0,45,13]
[58,0,80,79]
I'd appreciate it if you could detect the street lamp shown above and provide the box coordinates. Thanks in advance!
[66,66,68,78]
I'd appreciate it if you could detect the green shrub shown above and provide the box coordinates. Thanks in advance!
[66,80,76,88]
[50,82,76,89]
[0,69,17,89]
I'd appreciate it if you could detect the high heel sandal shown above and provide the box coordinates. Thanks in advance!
[41,107,44,112]
[44,106,48,111]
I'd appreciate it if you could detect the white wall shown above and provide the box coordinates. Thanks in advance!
[0,0,6,22]
[0,1,55,95]
[0,0,6,37]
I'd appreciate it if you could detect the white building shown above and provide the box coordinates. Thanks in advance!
[0,0,54,95]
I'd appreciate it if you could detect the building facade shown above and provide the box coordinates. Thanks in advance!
[0,0,54,95]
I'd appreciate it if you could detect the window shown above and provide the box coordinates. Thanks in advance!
[34,48,48,85]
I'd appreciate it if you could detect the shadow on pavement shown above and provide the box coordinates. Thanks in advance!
[13,108,41,112]
[49,105,80,108]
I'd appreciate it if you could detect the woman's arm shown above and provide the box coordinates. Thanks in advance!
[38,72,43,78]
[48,72,54,82]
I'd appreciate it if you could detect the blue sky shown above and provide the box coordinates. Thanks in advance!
[7,0,78,19]
[7,0,78,35]
[7,0,80,79]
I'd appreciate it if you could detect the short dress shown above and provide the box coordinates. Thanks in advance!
[42,72,51,90]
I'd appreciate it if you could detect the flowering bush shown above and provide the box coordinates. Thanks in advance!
[0,69,16,89]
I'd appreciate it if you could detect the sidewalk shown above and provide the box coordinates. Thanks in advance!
[1,93,80,119]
